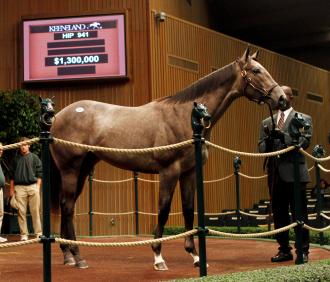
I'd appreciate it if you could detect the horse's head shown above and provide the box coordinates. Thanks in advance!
[236,47,287,111]
[288,112,311,143]
[39,97,55,131]
[191,102,211,134]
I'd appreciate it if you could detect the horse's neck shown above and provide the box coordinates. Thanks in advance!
[198,71,241,126]
[155,62,242,132]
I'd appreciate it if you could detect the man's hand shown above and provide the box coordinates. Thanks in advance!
[270,129,285,143]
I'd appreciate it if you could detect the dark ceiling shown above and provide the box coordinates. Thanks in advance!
[206,0,330,71]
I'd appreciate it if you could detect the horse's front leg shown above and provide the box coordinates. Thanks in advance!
[152,167,179,271]
[179,169,200,267]
[60,175,88,269]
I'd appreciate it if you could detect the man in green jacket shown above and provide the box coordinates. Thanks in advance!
[10,137,42,241]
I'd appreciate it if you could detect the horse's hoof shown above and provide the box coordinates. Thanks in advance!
[193,261,209,268]
[64,256,76,266]
[154,261,168,271]
[75,259,89,269]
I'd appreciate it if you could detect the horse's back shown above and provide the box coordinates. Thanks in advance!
[55,100,120,118]
[50,100,163,148]
[53,100,126,141]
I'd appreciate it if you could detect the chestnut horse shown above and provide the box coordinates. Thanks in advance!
[50,48,286,270]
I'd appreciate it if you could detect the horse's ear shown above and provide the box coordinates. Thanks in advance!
[194,101,197,107]
[251,50,260,60]
[241,47,250,63]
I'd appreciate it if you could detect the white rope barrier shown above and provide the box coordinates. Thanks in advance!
[304,223,330,232]
[209,222,298,238]
[0,238,40,248]
[55,229,198,247]
[138,211,183,216]
[317,164,330,173]
[205,141,295,157]
[0,221,328,251]
[238,172,267,180]
[92,211,135,216]
[321,213,330,220]
[239,210,270,218]
[2,138,40,151]
[137,177,159,183]
[93,174,235,184]
[300,149,330,162]
[92,178,134,184]
[204,211,235,216]
[53,137,194,154]
[203,174,234,183]
[4,137,330,164]
[75,212,89,216]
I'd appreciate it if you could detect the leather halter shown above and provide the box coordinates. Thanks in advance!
[237,61,279,104]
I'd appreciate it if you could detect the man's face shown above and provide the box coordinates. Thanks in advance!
[20,144,30,155]
[0,144,3,158]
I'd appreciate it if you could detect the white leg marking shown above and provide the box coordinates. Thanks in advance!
[154,253,165,265]
[190,253,200,264]
[153,253,168,270]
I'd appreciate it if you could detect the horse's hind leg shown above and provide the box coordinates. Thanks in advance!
[179,169,200,267]
[152,167,179,271]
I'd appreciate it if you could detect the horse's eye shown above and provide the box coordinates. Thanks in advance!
[252,68,261,74]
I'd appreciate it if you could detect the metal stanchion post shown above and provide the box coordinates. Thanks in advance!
[39,98,55,282]
[288,113,312,265]
[233,156,241,234]
[88,168,94,237]
[292,145,303,264]
[312,145,325,245]
[134,171,139,235]
[191,103,210,277]
[40,133,53,282]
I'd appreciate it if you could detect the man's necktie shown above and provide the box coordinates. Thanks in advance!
[277,112,285,129]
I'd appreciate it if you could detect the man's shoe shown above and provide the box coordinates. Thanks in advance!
[271,251,293,262]
[20,235,28,241]
[295,253,308,264]
[0,236,7,243]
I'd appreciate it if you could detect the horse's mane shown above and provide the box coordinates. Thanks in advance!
[157,62,236,104]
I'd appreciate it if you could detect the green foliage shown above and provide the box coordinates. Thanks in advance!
[173,259,330,281]
[0,89,41,165]
[0,89,40,143]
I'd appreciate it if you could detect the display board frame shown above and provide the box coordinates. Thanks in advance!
[21,12,128,83]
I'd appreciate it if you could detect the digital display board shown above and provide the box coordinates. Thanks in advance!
[22,14,127,82]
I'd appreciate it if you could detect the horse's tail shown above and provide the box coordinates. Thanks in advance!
[50,151,61,213]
